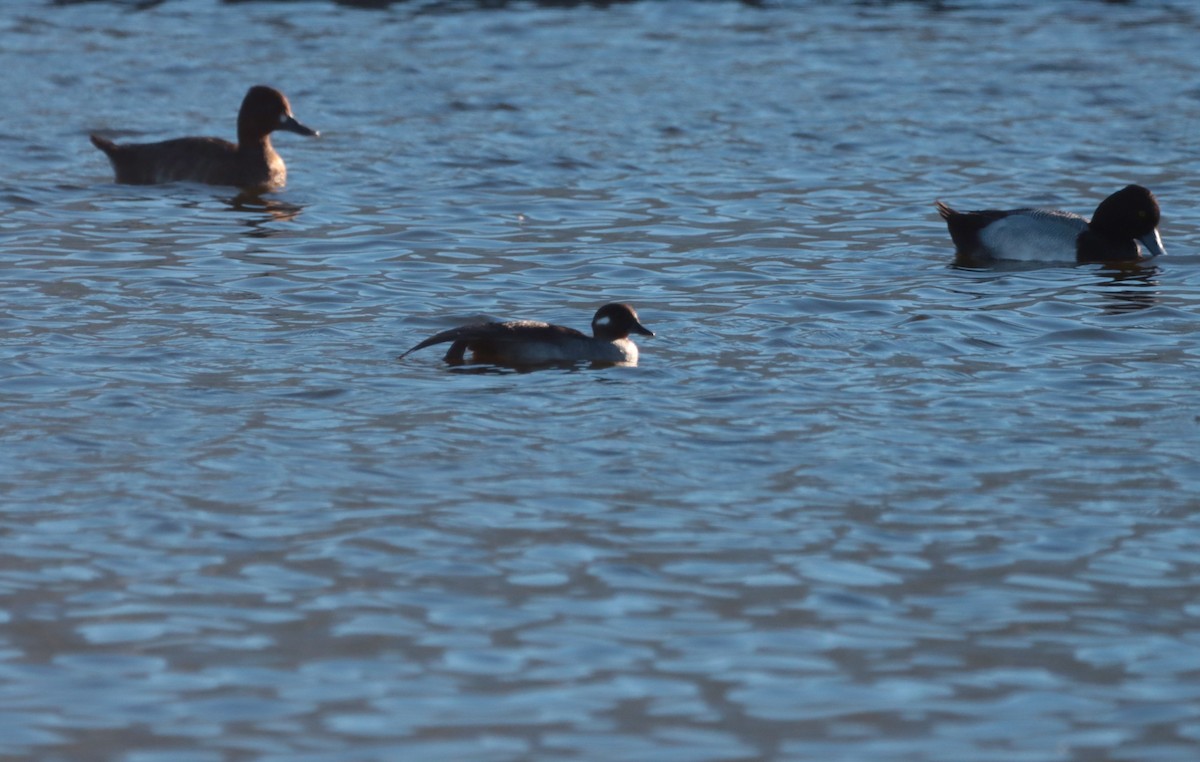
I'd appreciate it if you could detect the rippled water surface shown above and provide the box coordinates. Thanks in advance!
[3,0,1200,759]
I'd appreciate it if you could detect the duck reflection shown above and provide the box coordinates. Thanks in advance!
[225,191,304,236]
[1096,262,1160,315]
[949,257,1161,315]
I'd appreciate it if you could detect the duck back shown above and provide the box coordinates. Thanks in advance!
[90,135,283,187]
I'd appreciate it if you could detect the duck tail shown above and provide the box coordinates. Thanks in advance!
[90,134,118,155]
[934,200,956,220]
[398,334,450,360]
[397,337,467,364]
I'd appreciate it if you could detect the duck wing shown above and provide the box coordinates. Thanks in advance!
[400,320,587,359]
[92,136,239,184]
[938,200,1088,261]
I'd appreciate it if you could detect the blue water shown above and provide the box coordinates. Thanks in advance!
[3,1,1200,760]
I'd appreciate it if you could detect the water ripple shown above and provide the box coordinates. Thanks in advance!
[3,1,1200,761]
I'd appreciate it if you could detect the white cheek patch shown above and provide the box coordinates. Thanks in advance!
[594,316,612,327]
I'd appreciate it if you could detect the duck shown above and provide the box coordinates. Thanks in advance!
[400,303,655,367]
[90,85,318,191]
[935,185,1165,264]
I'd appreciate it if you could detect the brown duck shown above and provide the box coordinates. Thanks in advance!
[91,85,318,191]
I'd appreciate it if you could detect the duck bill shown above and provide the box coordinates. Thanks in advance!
[632,322,655,337]
[1139,229,1166,258]
[279,113,319,137]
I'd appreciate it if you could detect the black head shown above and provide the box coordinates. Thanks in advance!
[238,85,319,143]
[591,303,654,341]
[1086,185,1165,260]
[1090,185,1160,239]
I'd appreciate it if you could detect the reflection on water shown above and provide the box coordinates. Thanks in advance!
[228,192,306,231]
[952,259,1163,314]
[3,1,1200,761]
[1096,264,1161,314]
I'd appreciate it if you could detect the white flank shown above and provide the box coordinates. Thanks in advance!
[502,337,637,365]
[978,211,1087,262]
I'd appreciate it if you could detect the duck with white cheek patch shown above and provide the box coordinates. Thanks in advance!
[400,303,655,368]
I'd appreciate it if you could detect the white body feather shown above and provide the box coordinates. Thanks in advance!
[978,210,1088,262]
[493,336,639,365]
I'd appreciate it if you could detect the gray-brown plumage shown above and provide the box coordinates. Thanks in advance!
[90,85,318,191]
